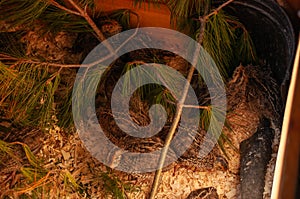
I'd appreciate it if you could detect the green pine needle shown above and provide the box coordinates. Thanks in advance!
[0,0,48,29]
[200,11,236,79]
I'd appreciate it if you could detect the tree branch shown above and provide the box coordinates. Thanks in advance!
[149,0,234,198]
[48,0,81,16]
[149,16,205,199]
[49,0,116,56]
[163,97,210,111]
[66,1,111,42]
[206,0,235,19]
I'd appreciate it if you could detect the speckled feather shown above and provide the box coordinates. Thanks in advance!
[227,64,283,126]
[99,19,122,38]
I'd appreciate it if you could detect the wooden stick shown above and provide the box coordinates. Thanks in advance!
[148,0,235,198]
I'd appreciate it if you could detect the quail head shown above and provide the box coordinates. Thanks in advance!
[99,19,122,38]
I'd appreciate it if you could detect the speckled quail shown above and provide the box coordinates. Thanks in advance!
[186,187,219,199]
[107,136,177,172]
[99,19,122,38]
[227,64,283,126]
[171,127,228,171]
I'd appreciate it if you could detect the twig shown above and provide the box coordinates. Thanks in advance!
[66,0,115,54]
[225,18,246,31]
[163,97,210,110]
[0,9,141,69]
[46,67,63,84]
[206,0,235,19]
[149,0,234,198]
[149,17,204,199]
[0,54,93,68]
[15,170,53,195]
[0,19,139,68]
[183,104,210,110]
[49,0,116,56]
[48,0,81,16]
[66,0,106,42]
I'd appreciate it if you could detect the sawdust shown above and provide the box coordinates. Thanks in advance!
[0,108,279,199]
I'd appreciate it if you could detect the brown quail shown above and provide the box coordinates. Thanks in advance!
[186,187,219,199]
[99,19,122,38]
[227,64,283,126]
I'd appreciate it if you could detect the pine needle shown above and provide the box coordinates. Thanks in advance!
[201,10,236,79]
[101,171,128,199]
[15,170,52,195]
[20,167,45,182]
[23,144,43,169]
[62,170,81,190]
[0,0,48,29]
[0,139,20,161]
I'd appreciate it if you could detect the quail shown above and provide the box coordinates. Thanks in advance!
[186,187,219,199]
[99,19,122,38]
[227,64,283,126]
[108,136,177,172]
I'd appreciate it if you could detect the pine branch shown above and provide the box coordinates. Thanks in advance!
[0,53,82,68]
[149,1,235,198]
[48,0,80,16]
[0,0,48,28]
[149,12,206,199]
[0,16,140,69]
[0,1,143,129]
[47,0,115,56]
[206,0,235,18]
